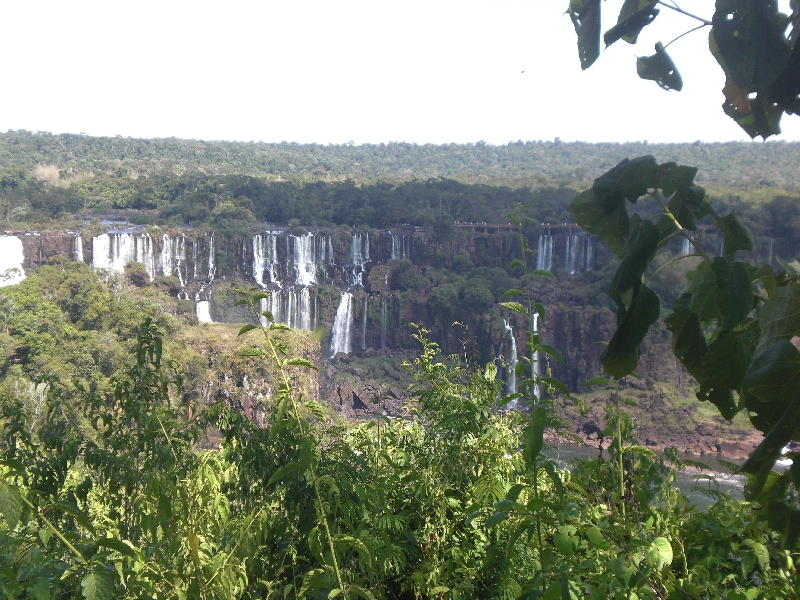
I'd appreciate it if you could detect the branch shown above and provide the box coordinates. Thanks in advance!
[657,1,712,25]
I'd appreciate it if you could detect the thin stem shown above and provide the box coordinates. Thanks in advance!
[21,494,85,563]
[664,22,708,49]
[651,191,714,264]
[657,1,712,25]
[614,380,626,521]
[643,253,699,284]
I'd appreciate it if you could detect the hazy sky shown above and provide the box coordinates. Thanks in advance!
[1,0,798,144]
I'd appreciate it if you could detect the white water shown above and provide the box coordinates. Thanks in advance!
[361,295,367,350]
[532,312,541,401]
[161,234,187,286]
[681,238,692,256]
[330,292,353,356]
[73,235,84,263]
[536,235,553,271]
[93,233,135,272]
[196,301,213,323]
[260,287,315,331]
[135,235,156,281]
[0,236,26,287]
[208,234,216,282]
[350,234,369,286]
[502,319,517,395]
[293,234,318,286]
[391,234,409,260]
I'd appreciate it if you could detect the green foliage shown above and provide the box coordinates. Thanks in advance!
[571,154,800,542]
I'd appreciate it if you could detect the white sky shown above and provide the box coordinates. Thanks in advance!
[1,0,798,144]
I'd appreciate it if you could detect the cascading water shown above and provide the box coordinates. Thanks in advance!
[0,236,26,286]
[585,237,594,271]
[208,234,216,282]
[161,234,187,287]
[502,319,517,395]
[532,312,541,401]
[73,235,84,263]
[350,233,368,286]
[681,238,692,256]
[135,234,156,281]
[391,234,409,260]
[260,288,315,331]
[536,235,553,271]
[330,292,353,356]
[767,237,774,266]
[196,294,213,323]
[293,234,318,286]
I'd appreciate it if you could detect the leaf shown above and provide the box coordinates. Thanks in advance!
[665,295,708,380]
[608,219,660,310]
[687,263,720,321]
[93,538,142,560]
[305,400,327,422]
[523,407,547,467]
[585,376,609,386]
[531,269,556,278]
[44,501,96,534]
[81,570,112,600]
[712,258,753,331]
[267,462,298,487]
[757,282,800,354]
[647,537,674,571]
[0,483,23,530]
[568,0,601,70]
[500,301,527,315]
[570,188,630,258]
[238,324,258,337]
[349,585,377,600]
[601,284,660,379]
[501,288,524,298]
[717,211,755,259]
[269,323,291,331]
[697,329,756,420]
[605,0,659,47]
[637,42,683,91]
[536,344,563,362]
[593,156,657,205]
[710,0,790,93]
[553,525,578,557]
[485,512,508,528]
[252,291,270,303]
[285,357,318,370]
[237,347,267,357]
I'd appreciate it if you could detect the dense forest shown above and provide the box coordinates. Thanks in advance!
[2,132,800,598]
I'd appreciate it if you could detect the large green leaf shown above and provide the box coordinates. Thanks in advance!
[687,263,720,321]
[712,258,753,331]
[757,282,800,353]
[608,218,660,310]
[568,0,602,70]
[665,294,708,380]
[717,211,755,259]
[723,91,784,138]
[697,329,756,420]
[711,0,790,92]
[593,156,657,205]
[604,1,659,47]
[636,42,683,91]
[81,570,112,600]
[570,188,630,258]
[601,284,660,379]
[0,483,23,530]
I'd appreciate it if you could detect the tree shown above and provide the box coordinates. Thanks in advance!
[568,0,800,139]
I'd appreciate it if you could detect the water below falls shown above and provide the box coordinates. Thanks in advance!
[196,301,213,323]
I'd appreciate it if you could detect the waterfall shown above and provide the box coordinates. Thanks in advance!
[92,233,136,272]
[391,234,409,260]
[208,234,216,282]
[196,301,212,323]
[361,295,368,350]
[330,292,353,356]
[134,234,155,281]
[192,239,198,281]
[585,237,594,271]
[536,235,553,271]
[161,234,187,286]
[73,235,84,263]
[350,234,366,286]
[681,238,692,255]
[292,234,319,286]
[380,297,387,349]
[0,236,26,287]
[364,232,370,263]
[253,234,266,287]
[502,319,517,395]
[260,288,314,330]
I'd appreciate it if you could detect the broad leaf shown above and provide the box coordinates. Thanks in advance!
[608,219,660,310]
[601,284,660,379]
[285,357,319,370]
[485,512,508,528]
[717,211,755,259]
[568,0,602,70]
[605,0,659,46]
[267,462,299,486]
[710,0,790,92]
[500,301,527,315]
[593,156,657,205]
[553,525,579,556]
[646,537,674,571]
[757,282,800,353]
[687,262,720,321]
[637,42,683,91]
[81,571,112,600]
[712,258,753,331]
[570,188,630,258]
[238,324,258,336]
[697,329,756,419]
[665,294,708,380]
[0,483,23,530]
